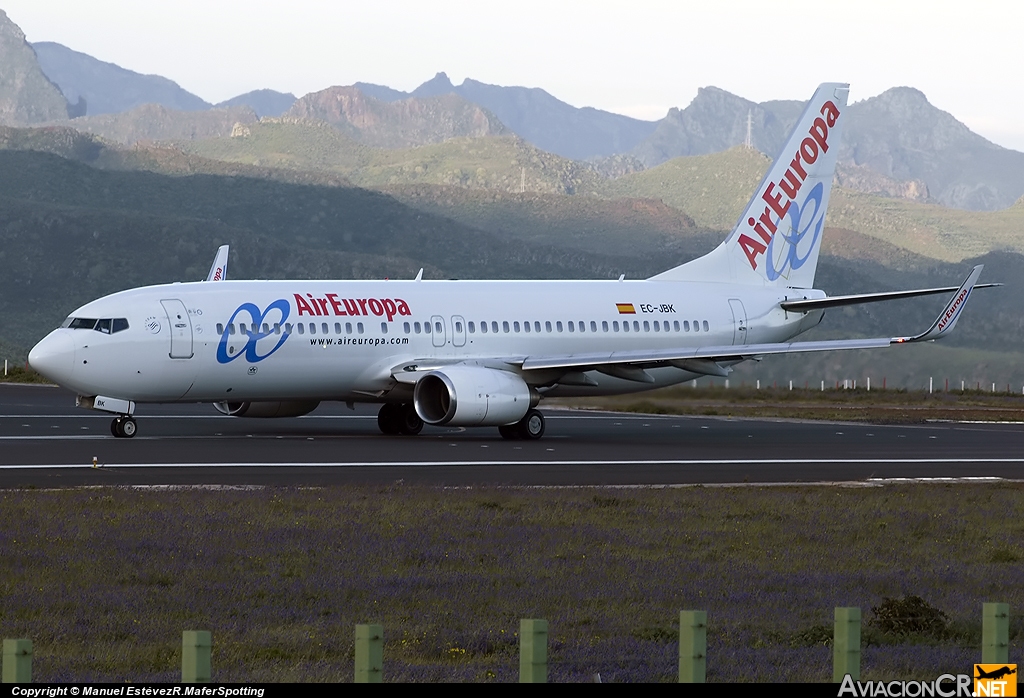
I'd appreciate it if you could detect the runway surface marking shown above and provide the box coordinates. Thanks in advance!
[6,458,1024,469]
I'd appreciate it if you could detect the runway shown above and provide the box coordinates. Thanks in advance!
[3,383,1024,487]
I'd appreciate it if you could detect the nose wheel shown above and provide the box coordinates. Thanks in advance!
[111,415,137,438]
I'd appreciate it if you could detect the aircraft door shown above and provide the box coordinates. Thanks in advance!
[430,315,446,348]
[161,299,194,359]
[451,315,466,347]
[728,299,747,345]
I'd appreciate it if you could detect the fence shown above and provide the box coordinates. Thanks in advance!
[1,604,1011,683]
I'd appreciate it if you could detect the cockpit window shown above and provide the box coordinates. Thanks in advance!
[63,317,129,333]
[68,318,97,330]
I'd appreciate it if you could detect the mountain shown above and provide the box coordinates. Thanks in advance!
[629,85,1024,211]
[841,87,1024,210]
[630,87,799,168]
[61,103,258,144]
[0,11,69,124]
[283,85,508,148]
[31,41,210,115]
[216,89,296,117]
[368,72,658,161]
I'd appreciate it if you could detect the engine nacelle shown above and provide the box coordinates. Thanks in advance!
[213,400,320,418]
[414,366,536,426]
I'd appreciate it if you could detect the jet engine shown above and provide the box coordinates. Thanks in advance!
[413,366,537,426]
[213,400,320,418]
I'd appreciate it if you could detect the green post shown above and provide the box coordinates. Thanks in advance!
[182,630,211,683]
[834,607,861,682]
[355,624,383,683]
[982,603,1009,663]
[519,619,548,683]
[678,610,707,683]
[2,639,32,683]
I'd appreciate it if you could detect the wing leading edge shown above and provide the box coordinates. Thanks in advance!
[518,266,985,373]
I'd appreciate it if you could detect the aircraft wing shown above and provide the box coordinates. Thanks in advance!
[518,265,984,374]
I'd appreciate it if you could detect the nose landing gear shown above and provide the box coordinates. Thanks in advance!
[111,415,137,438]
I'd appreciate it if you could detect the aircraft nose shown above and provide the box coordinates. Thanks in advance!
[28,331,75,383]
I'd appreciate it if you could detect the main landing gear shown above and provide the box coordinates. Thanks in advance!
[110,415,137,438]
[377,403,424,436]
[498,409,545,441]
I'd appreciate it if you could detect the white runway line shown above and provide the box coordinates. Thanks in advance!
[4,457,1024,469]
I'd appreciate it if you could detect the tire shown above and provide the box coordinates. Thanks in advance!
[498,424,519,440]
[396,404,423,435]
[120,417,137,438]
[377,404,401,435]
[516,409,545,440]
[111,417,121,437]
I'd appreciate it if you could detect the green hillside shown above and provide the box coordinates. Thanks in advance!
[181,122,605,194]
[605,147,1024,263]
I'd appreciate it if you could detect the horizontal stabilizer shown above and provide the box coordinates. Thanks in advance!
[781,281,1000,312]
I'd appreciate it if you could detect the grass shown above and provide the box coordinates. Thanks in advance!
[554,385,1024,424]
[0,484,1021,682]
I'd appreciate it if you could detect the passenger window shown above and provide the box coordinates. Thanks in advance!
[503,321,510,333]
[335,323,342,334]
[239,323,247,335]
[321,323,328,334]
[95,319,112,334]
[480,322,488,334]
[653,321,660,332]
[674,321,680,332]
[309,323,316,335]
[545,321,552,332]
[590,321,597,332]
[633,321,640,332]
[623,321,629,333]
[414,322,421,334]
[556,321,563,332]
[602,321,608,332]
[568,321,575,333]
[491,321,499,333]
[381,322,388,333]
[217,323,224,334]
[693,320,700,331]
[468,322,475,334]
[358,323,364,334]
[456,321,463,333]
[435,321,442,334]
[523,321,531,333]
[297,324,305,335]
[613,321,619,332]
[534,321,541,333]
[703,320,710,332]
[513,321,520,333]
[643,321,650,332]
[404,322,411,333]
[346,322,353,334]
[284,323,292,334]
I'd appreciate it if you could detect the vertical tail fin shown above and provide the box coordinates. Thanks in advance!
[205,245,229,282]
[651,83,849,288]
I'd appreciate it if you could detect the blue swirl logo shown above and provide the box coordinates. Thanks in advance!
[765,181,825,281]
[216,299,291,364]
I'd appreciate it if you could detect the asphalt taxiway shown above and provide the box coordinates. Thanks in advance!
[2,383,1024,487]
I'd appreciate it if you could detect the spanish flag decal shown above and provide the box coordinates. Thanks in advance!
[616,303,636,314]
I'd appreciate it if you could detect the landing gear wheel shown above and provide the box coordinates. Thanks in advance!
[120,417,137,438]
[111,416,137,438]
[498,425,519,440]
[377,404,401,435]
[516,409,545,440]
[396,404,423,435]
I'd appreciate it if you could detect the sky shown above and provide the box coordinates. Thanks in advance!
[6,0,1024,150]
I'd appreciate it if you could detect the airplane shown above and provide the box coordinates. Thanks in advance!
[976,666,1017,681]
[27,82,996,440]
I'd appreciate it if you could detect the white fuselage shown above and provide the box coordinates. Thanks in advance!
[29,278,824,404]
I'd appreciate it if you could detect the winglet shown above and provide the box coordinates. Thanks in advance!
[894,265,983,343]
[206,245,229,282]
